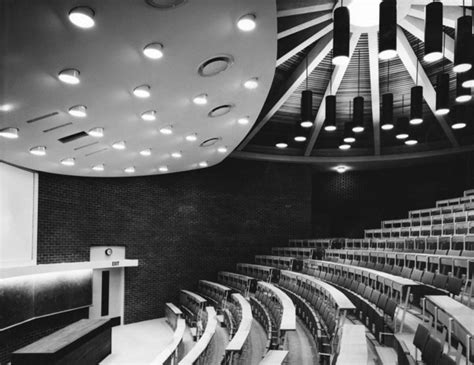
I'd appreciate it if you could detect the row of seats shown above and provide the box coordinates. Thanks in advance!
[413,324,456,365]
[236,263,280,283]
[409,202,474,219]
[217,271,257,295]
[197,280,231,309]
[249,296,273,351]
[365,223,474,239]
[383,210,474,229]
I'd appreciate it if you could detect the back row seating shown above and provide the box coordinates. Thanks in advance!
[383,210,474,229]
[365,223,474,239]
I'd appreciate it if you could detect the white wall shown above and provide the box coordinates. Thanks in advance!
[0,162,38,267]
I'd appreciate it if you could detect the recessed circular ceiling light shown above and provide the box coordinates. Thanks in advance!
[145,0,187,9]
[405,139,418,146]
[217,146,228,153]
[275,142,287,149]
[237,117,250,125]
[0,127,19,139]
[133,85,151,98]
[58,69,80,84]
[158,166,168,172]
[185,133,198,142]
[237,14,256,31]
[294,136,306,142]
[69,7,95,29]
[208,104,234,118]
[140,148,152,156]
[200,137,221,147]
[143,43,164,59]
[343,136,356,143]
[61,157,75,166]
[171,151,182,158]
[124,166,135,173]
[88,127,104,138]
[159,125,173,135]
[339,143,351,150]
[198,55,234,77]
[141,110,157,121]
[334,165,349,174]
[68,105,87,118]
[244,77,259,89]
[112,141,126,150]
[452,122,466,130]
[301,121,313,128]
[30,146,46,156]
[0,104,13,112]
[193,93,208,105]
[92,164,104,171]
[324,125,337,132]
[198,161,208,168]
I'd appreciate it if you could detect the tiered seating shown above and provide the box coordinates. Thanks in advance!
[236,263,280,283]
[178,306,218,365]
[217,271,257,296]
[255,281,296,348]
[198,280,232,309]
[179,289,207,328]
[271,247,316,260]
[152,303,186,365]
[255,255,303,271]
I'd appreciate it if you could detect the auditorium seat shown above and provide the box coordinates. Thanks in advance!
[422,336,443,365]
[439,353,456,365]
[413,324,430,360]
[446,276,463,296]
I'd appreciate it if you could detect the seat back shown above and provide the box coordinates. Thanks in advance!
[422,336,443,365]
[433,274,448,290]
[384,298,398,318]
[447,276,463,296]
[439,353,456,365]
[413,324,430,353]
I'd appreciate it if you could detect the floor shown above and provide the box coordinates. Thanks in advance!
[285,317,319,365]
[101,318,175,365]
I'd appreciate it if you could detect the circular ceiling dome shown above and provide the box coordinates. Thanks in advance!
[145,0,187,9]
[208,104,234,118]
[200,137,221,147]
[198,55,234,77]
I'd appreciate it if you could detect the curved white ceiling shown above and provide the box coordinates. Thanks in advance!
[0,0,277,176]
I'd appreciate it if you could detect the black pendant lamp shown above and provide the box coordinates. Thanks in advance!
[454,2,472,73]
[396,95,409,140]
[379,0,397,60]
[344,100,356,144]
[352,50,364,133]
[324,95,337,132]
[381,61,394,130]
[410,50,423,125]
[424,1,443,63]
[333,1,350,65]
[456,73,472,103]
[462,37,474,87]
[450,104,468,129]
[301,56,313,128]
[435,73,450,115]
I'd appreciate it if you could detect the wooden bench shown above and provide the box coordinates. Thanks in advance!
[12,318,117,365]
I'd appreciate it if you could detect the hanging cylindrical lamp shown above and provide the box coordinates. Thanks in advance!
[454,8,472,73]
[456,73,472,102]
[379,0,397,60]
[410,86,423,125]
[451,104,467,129]
[396,117,409,139]
[294,124,307,142]
[301,56,313,128]
[324,95,337,131]
[352,96,364,132]
[333,5,350,65]
[462,38,474,87]
[381,93,394,130]
[344,122,356,143]
[424,1,443,62]
[435,73,450,115]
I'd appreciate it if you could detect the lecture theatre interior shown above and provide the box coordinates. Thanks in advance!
[2,0,474,364]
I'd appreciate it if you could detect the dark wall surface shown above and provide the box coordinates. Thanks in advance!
[311,154,474,238]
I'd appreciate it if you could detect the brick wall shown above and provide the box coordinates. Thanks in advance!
[311,154,474,237]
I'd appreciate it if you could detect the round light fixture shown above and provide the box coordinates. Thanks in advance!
[352,126,364,133]
[0,127,19,139]
[143,43,164,59]
[396,133,409,140]
[434,108,449,116]
[452,122,466,129]
[140,148,152,156]
[198,55,234,77]
[237,14,256,31]
[61,157,75,166]
[405,139,418,146]
[334,165,349,174]
[112,141,126,150]
[456,94,472,103]
[208,104,234,118]
[381,123,394,130]
[244,77,259,89]
[424,52,443,63]
[171,151,182,158]
[217,146,228,153]
[343,136,356,143]
[58,69,80,84]
[237,117,250,125]
[158,166,168,172]
[409,118,423,125]
[275,143,288,149]
[92,164,104,171]
[324,125,337,132]
[141,110,157,121]
[294,136,306,142]
[124,166,135,174]
[159,125,173,135]
[301,121,313,128]
[30,146,46,156]
[68,7,95,29]
[88,127,104,138]
[198,161,208,168]
[185,133,198,142]
[133,85,151,98]
[68,105,87,118]
[193,93,208,105]
[339,144,351,150]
